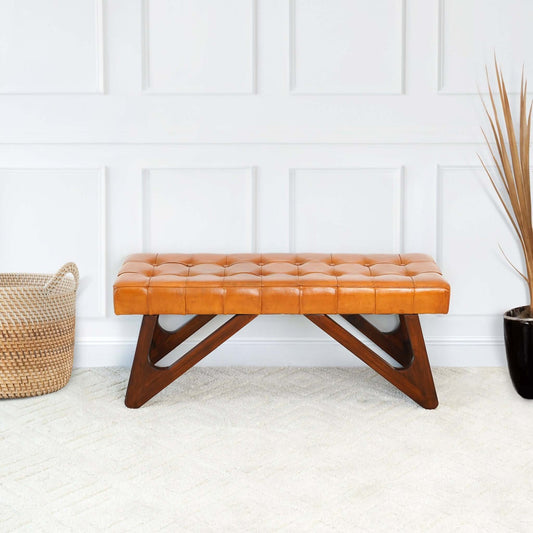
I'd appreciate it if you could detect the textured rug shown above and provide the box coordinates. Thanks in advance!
[1,367,532,532]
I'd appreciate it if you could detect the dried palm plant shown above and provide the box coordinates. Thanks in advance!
[479,61,533,317]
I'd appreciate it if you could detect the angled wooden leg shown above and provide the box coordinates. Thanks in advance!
[401,315,438,408]
[125,315,158,407]
[125,314,256,408]
[150,314,216,364]
[305,314,438,409]
[341,314,412,367]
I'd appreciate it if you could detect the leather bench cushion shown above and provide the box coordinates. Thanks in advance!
[113,253,450,315]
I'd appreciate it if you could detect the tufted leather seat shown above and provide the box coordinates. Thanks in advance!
[114,253,450,315]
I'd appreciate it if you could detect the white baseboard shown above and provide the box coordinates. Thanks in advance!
[73,337,507,368]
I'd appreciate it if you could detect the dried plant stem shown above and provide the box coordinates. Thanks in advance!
[480,61,533,316]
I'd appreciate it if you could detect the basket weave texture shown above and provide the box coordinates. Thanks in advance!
[0,263,79,398]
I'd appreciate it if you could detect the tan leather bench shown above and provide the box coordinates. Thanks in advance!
[114,253,450,409]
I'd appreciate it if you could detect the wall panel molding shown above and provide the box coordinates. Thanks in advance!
[142,167,257,252]
[0,0,104,95]
[436,0,446,93]
[289,167,403,252]
[96,167,107,317]
[0,166,107,318]
[289,0,405,95]
[437,0,533,94]
[141,0,257,94]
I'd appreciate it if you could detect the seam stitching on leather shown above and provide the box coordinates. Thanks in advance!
[223,255,227,314]
[297,258,301,313]
[185,259,191,314]
[260,253,263,313]
[147,254,157,315]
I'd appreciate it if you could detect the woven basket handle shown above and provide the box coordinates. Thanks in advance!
[44,262,79,294]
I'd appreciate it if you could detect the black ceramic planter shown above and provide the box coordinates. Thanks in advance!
[504,305,533,399]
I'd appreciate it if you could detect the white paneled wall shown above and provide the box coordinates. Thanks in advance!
[0,168,106,316]
[0,0,529,367]
[438,0,533,93]
[0,0,103,94]
[143,167,256,251]
[437,167,525,315]
[289,168,402,252]
[290,0,404,94]
[142,0,256,93]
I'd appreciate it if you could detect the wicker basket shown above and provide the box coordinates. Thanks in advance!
[0,262,79,398]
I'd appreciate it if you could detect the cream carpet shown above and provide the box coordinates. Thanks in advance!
[1,367,532,532]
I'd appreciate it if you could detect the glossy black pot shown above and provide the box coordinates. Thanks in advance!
[504,306,533,399]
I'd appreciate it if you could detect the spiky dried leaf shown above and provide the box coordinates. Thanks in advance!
[480,61,533,315]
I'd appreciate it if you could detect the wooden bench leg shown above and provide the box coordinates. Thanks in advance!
[341,314,413,367]
[305,314,438,409]
[125,314,256,408]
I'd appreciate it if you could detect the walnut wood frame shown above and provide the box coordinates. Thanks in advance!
[125,313,438,409]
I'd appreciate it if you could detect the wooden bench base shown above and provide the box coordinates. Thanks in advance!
[125,314,438,409]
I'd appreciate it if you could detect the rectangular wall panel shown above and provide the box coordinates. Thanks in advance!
[290,0,404,94]
[143,168,256,252]
[290,168,402,252]
[142,0,256,93]
[0,168,106,317]
[0,0,103,93]
[438,0,533,93]
[437,166,527,315]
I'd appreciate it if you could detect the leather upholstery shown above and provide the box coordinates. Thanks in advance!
[113,253,450,315]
